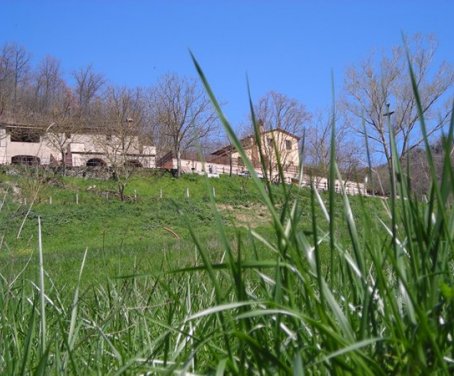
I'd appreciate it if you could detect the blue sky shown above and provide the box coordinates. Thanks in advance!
[1,1,453,129]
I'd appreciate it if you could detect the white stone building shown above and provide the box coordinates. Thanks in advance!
[0,122,156,168]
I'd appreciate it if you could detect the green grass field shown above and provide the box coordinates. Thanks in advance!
[0,171,373,286]
[0,58,453,374]
[0,169,397,374]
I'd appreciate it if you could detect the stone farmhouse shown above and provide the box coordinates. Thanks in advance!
[0,122,156,168]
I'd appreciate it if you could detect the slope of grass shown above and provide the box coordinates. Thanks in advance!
[1,54,451,374]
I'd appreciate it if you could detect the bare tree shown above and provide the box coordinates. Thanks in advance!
[11,45,30,114]
[0,43,31,119]
[254,91,311,180]
[25,55,80,172]
[304,111,363,183]
[342,34,453,168]
[142,87,171,158]
[42,88,81,172]
[72,64,105,122]
[254,91,310,135]
[150,74,218,177]
[94,86,145,200]
[0,45,14,121]
[31,55,67,118]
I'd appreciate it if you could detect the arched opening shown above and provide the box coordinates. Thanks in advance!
[86,158,106,167]
[124,160,142,168]
[11,155,41,166]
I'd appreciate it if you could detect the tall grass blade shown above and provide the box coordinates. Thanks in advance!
[328,72,337,282]
[18,296,37,376]
[68,248,88,350]
[190,51,284,237]
[37,216,46,354]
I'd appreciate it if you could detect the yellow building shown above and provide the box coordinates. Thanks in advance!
[209,128,301,182]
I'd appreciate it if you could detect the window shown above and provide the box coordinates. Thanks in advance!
[10,128,40,143]
[86,158,106,167]
[285,140,292,150]
[11,155,40,165]
[106,134,112,141]
[267,137,273,147]
[125,160,142,168]
[65,132,71,139]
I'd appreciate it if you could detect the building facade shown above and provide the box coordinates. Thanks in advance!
[156,128,366,195]
[157,128,301,182]
[0,122,156,168]
[210,128,301,182]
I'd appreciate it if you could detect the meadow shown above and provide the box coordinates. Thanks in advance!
[0,60,453,374]
[0,171,368,287]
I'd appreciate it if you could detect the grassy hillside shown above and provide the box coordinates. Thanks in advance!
[2,80,453,373]
[1,154,453,374]
[0,169,382,287]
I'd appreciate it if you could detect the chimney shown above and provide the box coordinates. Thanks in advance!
[257,119,265,134]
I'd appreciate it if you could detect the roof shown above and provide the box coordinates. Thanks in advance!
[0,121,46,131]
[0,121,142,137]
[211,136,254,156]
[262,128,301,141]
